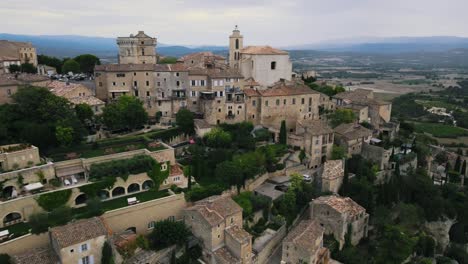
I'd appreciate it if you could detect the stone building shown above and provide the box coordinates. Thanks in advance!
[281,220,330,264]
[188,68,245,125]
[333,89,392,131]
[179,52,227,70]
[361,143,392,171]
[289,120,334,168]
[44,81,105,114]
[49,217,109,264]
[228,27,292,86]
[0,74,50,104]
[184,195,253,264]
[117,31,157,64]
[334,123,373,156]
[310,195,369,249]
[0,144,41,171]
[244,80,321,134]
[0,40,38,71]
[94,63,189,118]
[321,160,345,194]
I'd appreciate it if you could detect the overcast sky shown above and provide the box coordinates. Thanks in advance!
[1,0,467,46]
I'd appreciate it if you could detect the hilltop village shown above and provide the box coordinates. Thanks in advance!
[0,28,467,264]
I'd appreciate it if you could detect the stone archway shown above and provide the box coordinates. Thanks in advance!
[75,193,88,205]
[98,190,110,200]
[127,183,140,193]
[2,186,17,199]
[3,212,22,226]
[112,187,125,197]
[142,180,154,190]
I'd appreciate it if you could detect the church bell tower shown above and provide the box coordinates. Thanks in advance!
[229,25,243,69]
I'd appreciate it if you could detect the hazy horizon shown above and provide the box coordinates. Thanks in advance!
[1,0,467,46]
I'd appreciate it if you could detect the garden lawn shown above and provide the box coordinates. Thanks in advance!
[414,122,468,138]
[0,222,31,239]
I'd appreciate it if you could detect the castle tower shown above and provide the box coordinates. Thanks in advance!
[229,25,243,69]
[117,31,157,64]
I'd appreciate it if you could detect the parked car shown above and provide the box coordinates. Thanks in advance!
[303,174,312,182]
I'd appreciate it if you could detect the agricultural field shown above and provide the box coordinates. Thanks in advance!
[414,122,468,138]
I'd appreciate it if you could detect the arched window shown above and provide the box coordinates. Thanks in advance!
[112,187,125,197]
[235,39,239,49]
[3,212,21,225]
[141,48,145,56]
[75,193,88,205]
[127,183,140,193]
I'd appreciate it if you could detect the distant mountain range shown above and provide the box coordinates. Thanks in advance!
[2,33,468,59]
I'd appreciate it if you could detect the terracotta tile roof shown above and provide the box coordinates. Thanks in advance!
[213,246,241,264]
[0,75,20,86]
[322,160,344,180]
[188,67,243,78]
[244,77,260,87]
[313,195,366,218]
[241,45,288,55]
[179,52,225,62]
[334,123,372,140]
[68,96,105,106]
[298,120,333,136]
[44,81,90,97]
[333,89,373,101]
[170,164,183,176]
[50,217,108,248]
[225,225,251,244]
[245,81,318,97]
[95,63,188,72]
[284,220,324,252]
[185,195,242,226]
[13,247,58,264]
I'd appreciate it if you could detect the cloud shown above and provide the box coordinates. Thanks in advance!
[1,0,467,46]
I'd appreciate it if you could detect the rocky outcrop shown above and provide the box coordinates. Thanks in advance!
[424,218,456,253]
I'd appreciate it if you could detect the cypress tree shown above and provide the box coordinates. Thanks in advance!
[455,155,462,173]
[279,120,287,145]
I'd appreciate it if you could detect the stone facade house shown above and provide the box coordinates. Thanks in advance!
[44,81,105,114]
[0,74,50,104]
[281,220,330,264]
[321,160,345,194]
[179,52,227,70]
[244,80,321,134]
[334,123,373,156]
[184,195,252,264]
[310,195,369,249]
[333,89,392,131]
[0,40,38,72]
[49,217,109,264]
[289,120,334,168]
[0,144,40,171]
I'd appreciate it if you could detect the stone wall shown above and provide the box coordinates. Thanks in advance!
[0,233,49,255]
[255,225,287,264]
[102,192,186,235]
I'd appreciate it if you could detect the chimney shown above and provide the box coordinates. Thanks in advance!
[138,31,144,34]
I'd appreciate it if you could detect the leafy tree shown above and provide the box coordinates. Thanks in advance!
[101,241,114,264]
[62,59,80,73]
[48,206,72,226]
[205,127,232,148]
[38,54,63,73]
[0,254,12,264]
[8,64,20,73]
[331,145,346,160]
[215,161,243,192]
[55,125,74,146]
[279,120,287,144]
[20,63,37,73]
[149,220,191,250]
[159,57,178,64]
[136,235,150,250]
[75,103,94,124]
[175,109,194,134]
[29,212,49,234]
[74,54,100,74]
[102,95,148,130]
[375,225,416,264]
[329,109,356,128]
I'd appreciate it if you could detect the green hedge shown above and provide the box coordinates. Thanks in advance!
[89,155,156,181]
[36,189,72,211]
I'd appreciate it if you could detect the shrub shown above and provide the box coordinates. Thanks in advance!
[0,254,12,264]
[136,235,150,250]
[29,212,49,234]
[185,185,225,202]
[48,206,72,226]
[49,178,61,187]
[86,197,103,217]
[36,189,72,211]
[148,220,191,250]
[89,155,156,181]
